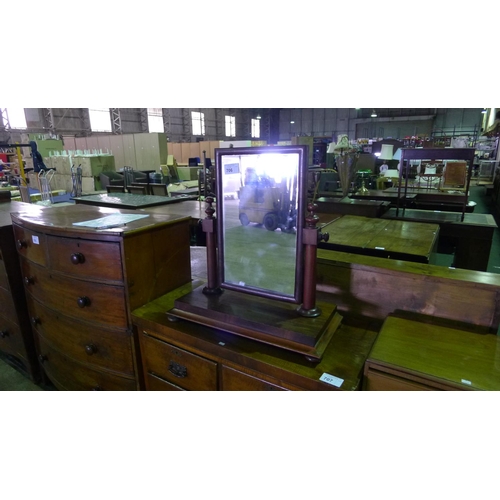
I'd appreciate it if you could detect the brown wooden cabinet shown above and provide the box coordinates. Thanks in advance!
[133,282,378,391]
[11,204,192,390]
[364,315,500,391]
[0,202,40,381]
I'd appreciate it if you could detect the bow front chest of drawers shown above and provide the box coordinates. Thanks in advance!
[11,204,191,390]
[0,202,40,381]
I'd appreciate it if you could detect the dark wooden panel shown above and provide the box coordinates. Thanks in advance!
[47,235,123,282]
[140,333,218,391]
[38,337,137,391]
[0,313,24,359]
[21,259,128,328]
[364,369,434,391]
[146,372,185,391]
[221,365,288,391]
[124,220,191,311]
[366,315,500,391]
[28,296,134,376]
[12,225,48,266]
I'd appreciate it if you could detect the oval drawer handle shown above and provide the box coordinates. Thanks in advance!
[77,296,91,308]
[38,354,47,364]
[71,252,85,265]
[17,239,27,250]
[85,344,97,355]
[24,276,35,285]
[168,360,187,378]
[0,329,9,338]
[31,316,40,326]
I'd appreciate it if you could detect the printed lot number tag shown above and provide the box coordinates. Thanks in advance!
[320,373,344,387]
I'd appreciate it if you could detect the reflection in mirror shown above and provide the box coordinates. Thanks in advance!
[216,146,306,303]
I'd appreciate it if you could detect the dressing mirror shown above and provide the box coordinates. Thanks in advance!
[215,145,307,303]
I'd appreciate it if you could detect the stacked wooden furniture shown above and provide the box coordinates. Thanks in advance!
[133,281,377,391]
[11,204,191,390]
[0,202,40,381]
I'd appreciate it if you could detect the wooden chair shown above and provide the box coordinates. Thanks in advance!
[150,184,168,196]
[128,185,147,195]
[107,185,125,193]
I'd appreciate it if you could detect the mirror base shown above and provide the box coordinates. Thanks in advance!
[169,286,342,362]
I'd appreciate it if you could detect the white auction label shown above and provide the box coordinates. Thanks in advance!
[32,235,39,245]
[320,373,344,387]
[461,379,472,386]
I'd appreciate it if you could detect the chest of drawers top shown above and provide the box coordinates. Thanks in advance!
[10,204,190,243]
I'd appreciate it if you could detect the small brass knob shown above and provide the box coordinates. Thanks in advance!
[0,330,9,338]
[24,276,34,285]
[31,317,40,326]
[17,239,27,250]
[38,354,47,364]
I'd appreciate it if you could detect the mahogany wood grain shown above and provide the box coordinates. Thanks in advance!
[10,203,193,390]
[220,365,289,391]
[47,236,123,282]
[319,215,439,263]
[364,315,500,391]
[20,259,128,328]
[0,202,39,380]
[0,315,24,358]
[133,281,379,391]
[146,372,185,391]
[317,250,500,332]
[27,295,135,376]
[37,337,138,391]
[123,221,191,311]
[141,333,218,390]
[12,226,48,267]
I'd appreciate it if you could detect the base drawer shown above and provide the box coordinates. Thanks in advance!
[0,313,24,358]
[364,368,435,391]
[146,372,185,391]
[0,261,9,290]
[28,296,135,376]
[0,286,17,323]
[141,332,218,391]
[38,337,138,391]
[221,365,288,391]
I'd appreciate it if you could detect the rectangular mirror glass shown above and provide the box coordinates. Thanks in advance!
[215,145,307,303]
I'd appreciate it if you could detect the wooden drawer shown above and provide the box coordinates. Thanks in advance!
[221,365,288,391]
[0,260,9,290]
[0,313,24,358]
[141,332,218,390]
[47,235,123,282]
[364,368,435,391]
[0,286,17,323]
[28,296,135,376]
[38,337,138,391]
[12,225,48,266]
[146,372,185,391]
[21,259,128,328]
